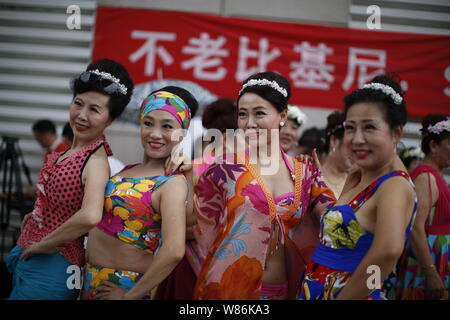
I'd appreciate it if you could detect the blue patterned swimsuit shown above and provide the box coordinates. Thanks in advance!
[298,170,417,300]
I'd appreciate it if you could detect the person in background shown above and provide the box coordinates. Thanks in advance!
[297,127,326,160]
[32,119,70,163]
[396,114,450,300]
[399,146,424,174]
[6,59,134,300]
[192,98,238,185]
[319,111,354,198]
[299,74,417,300]
[279,105,307,157]
[24,120,72,199]
[62,121,74,147]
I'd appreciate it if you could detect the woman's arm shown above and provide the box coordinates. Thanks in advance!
[336,177,415,300]
[97,176,188,300]
[183,168,197,240]
[163,147,196,240]
[20,150,109,259]
[408,173,445,299]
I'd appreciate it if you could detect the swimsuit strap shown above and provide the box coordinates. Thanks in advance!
[348,170,410,211]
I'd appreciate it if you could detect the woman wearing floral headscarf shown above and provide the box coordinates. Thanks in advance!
[80,88,196,300]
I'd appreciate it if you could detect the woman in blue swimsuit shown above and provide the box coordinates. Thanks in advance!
[298,75,417,300]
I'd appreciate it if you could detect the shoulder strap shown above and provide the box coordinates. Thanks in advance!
[152,173,183,191]
[349,170,410,211]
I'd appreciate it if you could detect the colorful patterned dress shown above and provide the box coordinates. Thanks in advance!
[395,165,450,300]
[81,164,184,300]
[192,152,335,300]
[299,170,417,300]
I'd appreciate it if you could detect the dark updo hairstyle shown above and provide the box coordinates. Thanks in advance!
[420,113,450,155]
[399,146,423,169]
[150,86,199,118]
[71,59,134,121]
[297,127,326,156]
[237,71,291,113]
[324,111,345,154]
[202,98,238,133]
[343,74,407,130]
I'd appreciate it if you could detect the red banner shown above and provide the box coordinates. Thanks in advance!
[93,7,450,117]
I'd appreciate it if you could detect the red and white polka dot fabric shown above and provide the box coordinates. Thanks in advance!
[18,136,112,266]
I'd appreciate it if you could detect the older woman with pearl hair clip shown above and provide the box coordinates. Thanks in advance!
[299,74,417,300]
[7,59,134,300]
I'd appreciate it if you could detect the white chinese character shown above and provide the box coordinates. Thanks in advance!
[342,48,386,90]
[129,30,176,76]
[235,37,281,82]
[289,42,334,90]
[181,33,229,81]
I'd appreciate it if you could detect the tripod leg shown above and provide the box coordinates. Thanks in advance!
[0,158,11,263]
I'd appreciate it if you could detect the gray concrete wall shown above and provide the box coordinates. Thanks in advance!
[98,0,350,26]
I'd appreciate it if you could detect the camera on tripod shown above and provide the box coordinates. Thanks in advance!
[0,135,34,262]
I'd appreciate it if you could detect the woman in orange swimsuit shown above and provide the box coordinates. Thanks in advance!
[81,87,197,300]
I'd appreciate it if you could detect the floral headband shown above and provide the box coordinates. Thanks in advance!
[426,118,450,135]
[140,91,191,129]
[401,147,424,160]
[239,78,288,98]
[287,105,307,127]
[79,69,128,95]
[362,82,403,105]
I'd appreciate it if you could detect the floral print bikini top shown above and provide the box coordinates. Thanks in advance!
[311,170,417,273]
[96,164,183,254]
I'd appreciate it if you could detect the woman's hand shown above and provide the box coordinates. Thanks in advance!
[425,269,446,300]
[19,240,60,260]
[297,148,322,171]
[93,281,129,300]
[165,143,192,175]
[20,213,32,231]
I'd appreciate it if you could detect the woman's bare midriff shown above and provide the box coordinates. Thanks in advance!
[262,244,287,285]
[86,227,153,274]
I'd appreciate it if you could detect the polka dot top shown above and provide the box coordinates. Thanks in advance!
[17,136,112,266]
